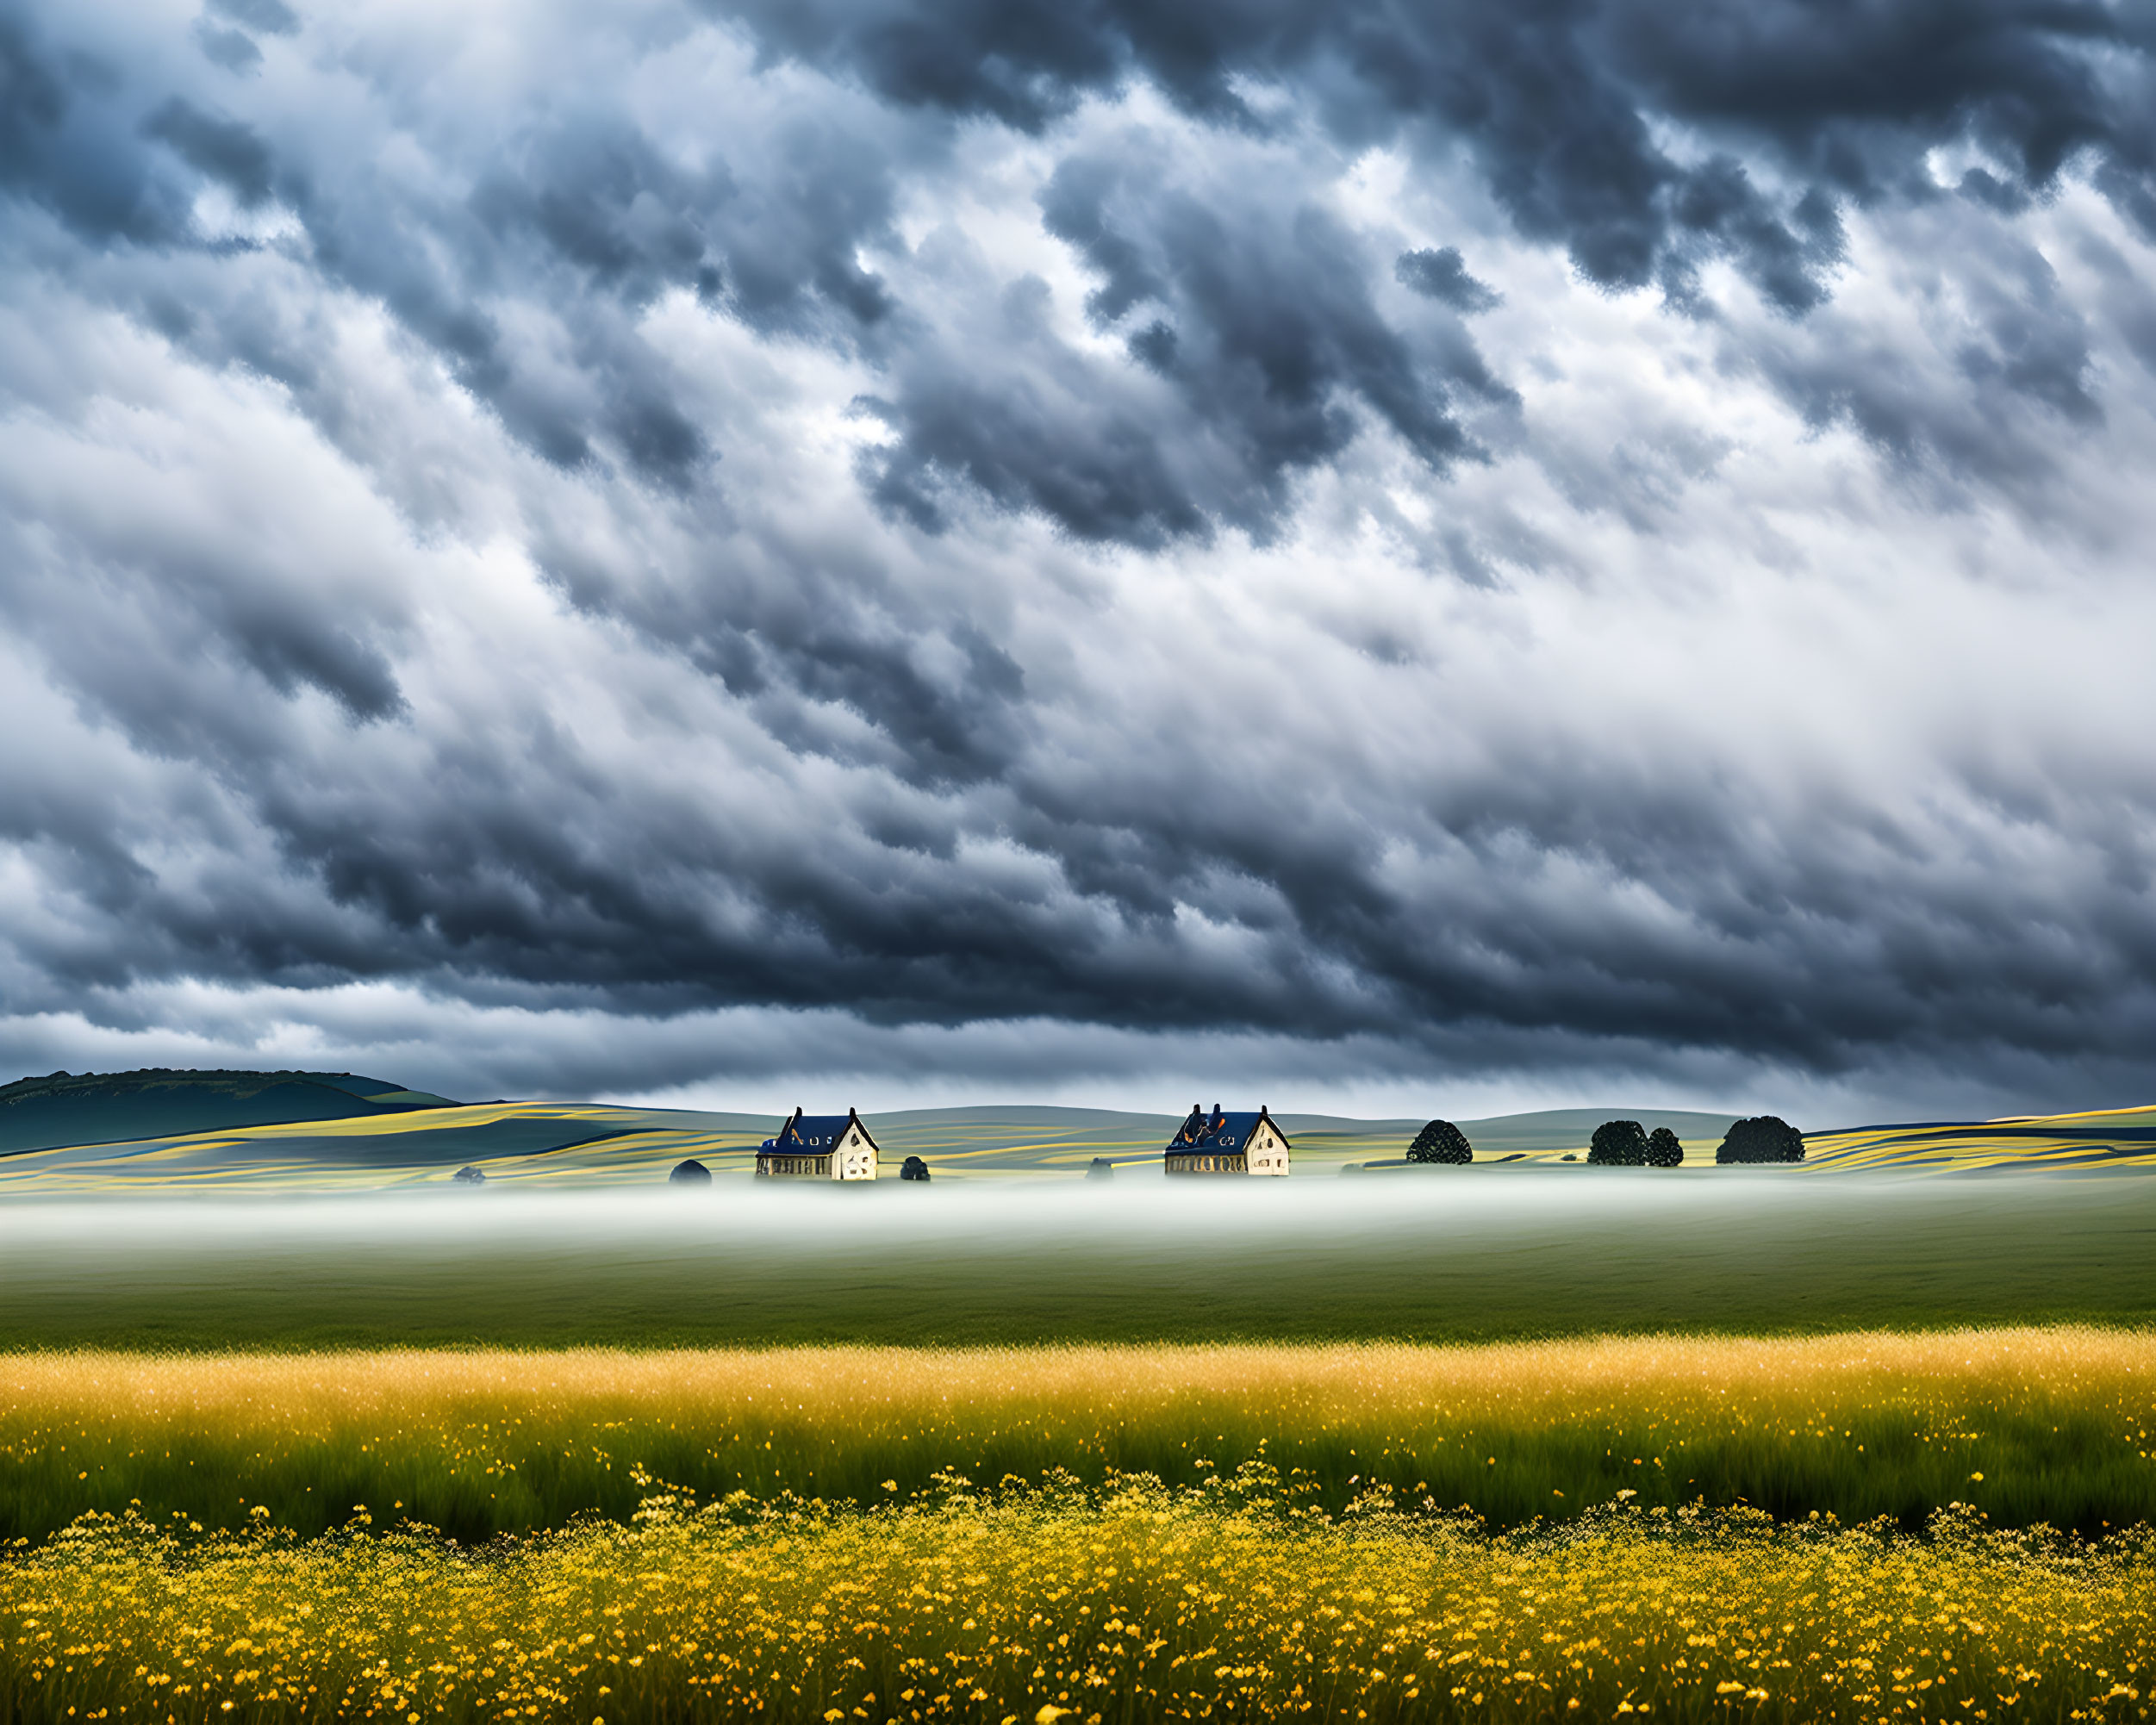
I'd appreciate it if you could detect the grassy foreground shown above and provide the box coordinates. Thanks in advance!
[3,1483,2152,1724]
[5,1330,2154,1542]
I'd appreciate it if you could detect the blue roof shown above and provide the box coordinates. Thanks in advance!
[760,1110,877,1153]
[1162,1106,1288,1157]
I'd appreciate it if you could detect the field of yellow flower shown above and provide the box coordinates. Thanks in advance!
[3,1478,2152,1724]
[4,1330,2154,1722]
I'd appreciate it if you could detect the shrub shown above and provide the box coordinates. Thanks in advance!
[1407,1119,1474,1164]
[1645,1128,1684,1168]
[1587,1120,1648,1166]
[899,1155,931,1181]
[1717,1116,1805,1164]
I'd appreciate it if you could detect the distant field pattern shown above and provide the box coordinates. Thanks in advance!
[1804,1105,2156,1174]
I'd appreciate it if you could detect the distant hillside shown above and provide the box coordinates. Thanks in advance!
[1803,1105,2156,1174]
[13,1091,2147,1192]
[0,1068,458,1156]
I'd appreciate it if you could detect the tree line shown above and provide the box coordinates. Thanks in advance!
[1406,1114,1804,1166]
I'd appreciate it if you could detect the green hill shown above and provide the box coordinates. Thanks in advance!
[0,1068,457,1156]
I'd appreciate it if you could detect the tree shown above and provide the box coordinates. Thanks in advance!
[1716,1117,1805,1164]
[1588,1119,1649,1166]
[900,1155,932,1181]
[1407,1118,1474,1164]
[1645,1127,1684,1168]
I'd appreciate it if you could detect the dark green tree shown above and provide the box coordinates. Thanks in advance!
[900,1155,932,1181]
[1587,1119,1649,1166]
[1715,1117,1805,1164]
[1406,1119,1473,1163]
[1645,1127,1684,1168]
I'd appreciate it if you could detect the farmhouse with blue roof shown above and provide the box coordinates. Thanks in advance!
[757,1106,881,1180]
[1164,1104,1291,1176]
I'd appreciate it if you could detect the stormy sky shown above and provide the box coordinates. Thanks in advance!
[3,0,2155,1122]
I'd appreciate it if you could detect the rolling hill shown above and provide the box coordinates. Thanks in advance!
[0,1093,1740,1191]
[2,1078,2153,1191]
[0,1068,458,1157]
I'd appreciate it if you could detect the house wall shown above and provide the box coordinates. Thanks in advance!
[833,1125,876,1181]
[1167,1151,1248,1174]
[1247,1120,1290,1176]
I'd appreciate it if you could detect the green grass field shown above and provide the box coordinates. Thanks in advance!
[1,1172,2151,1351]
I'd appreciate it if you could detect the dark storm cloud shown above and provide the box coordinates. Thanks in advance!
[861,148,1510,544]
[1742,206,2105,497]
[0,33,888,488]
[9,625,2156,1118]
[142,98,273,207]
[0,11,188,243]
[2,0,2156,1119]
[724,0,2156,296]
[15,0,2139,537]
[1395,247,1499,314]
[192,24,262,76]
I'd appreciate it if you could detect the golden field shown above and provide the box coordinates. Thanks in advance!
[4,1330,2155,1539]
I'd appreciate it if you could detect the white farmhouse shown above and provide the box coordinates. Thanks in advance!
[1163,1104,1291,1175]
[757,1106,881,1180]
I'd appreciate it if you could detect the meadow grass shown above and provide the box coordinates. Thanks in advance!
[3,1479,2151,1725]
[5,1330,2154,1543]
[4,1175,2155,1352]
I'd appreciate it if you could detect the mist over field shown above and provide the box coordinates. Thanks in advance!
[0,1167,1865,1248]
[4,1171,2150,1348]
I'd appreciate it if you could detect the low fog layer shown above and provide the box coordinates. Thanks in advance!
[0,1173,2025,1255]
